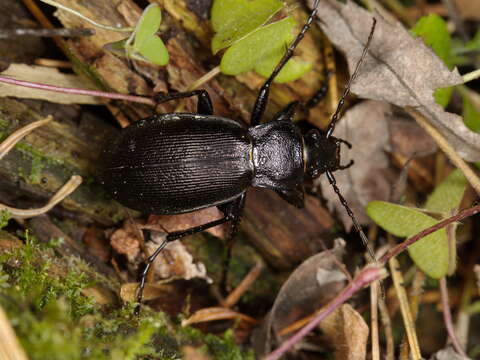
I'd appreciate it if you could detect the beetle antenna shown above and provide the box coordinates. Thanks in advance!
[326,18,376,138]
[326,170,377,262]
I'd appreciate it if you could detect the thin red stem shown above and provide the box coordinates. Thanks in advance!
[0,76,155,106]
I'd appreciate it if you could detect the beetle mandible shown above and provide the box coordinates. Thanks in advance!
[100,1,376,308]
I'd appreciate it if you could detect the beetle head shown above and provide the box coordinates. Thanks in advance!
[304,129,353,178]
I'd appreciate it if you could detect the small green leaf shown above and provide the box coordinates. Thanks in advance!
[133,4,162,52]
[255,48,312,83]
[367,201,448,278]
[211,0,283,54]
[104,4,169,66]
[134,33,169,66]
[463,94,480,133]
[221,17,296,76]
[412,14,453,107]
[424,169,467,213]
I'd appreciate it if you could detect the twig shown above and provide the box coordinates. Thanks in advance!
[0,175,82,218]
[378,296,395,360]
[221,260,263,308]
[406,107,480,195]
[0,306,28,360]
[0,76,155,106]
[0,116,52,160]
[371,281,380,360]
[0,28,94,38]
[440,277,468,357]
[463,69,480,84]
[390,257,422,360]
[264,265,385,360]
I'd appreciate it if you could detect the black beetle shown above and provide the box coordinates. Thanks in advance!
[101,1,376,308]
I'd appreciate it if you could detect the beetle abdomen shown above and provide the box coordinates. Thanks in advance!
[101,114,253,214]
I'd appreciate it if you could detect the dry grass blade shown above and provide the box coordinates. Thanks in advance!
[389,257,422,359]
[0,306,28,360]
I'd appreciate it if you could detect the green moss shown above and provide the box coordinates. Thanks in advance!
[180,327,254,360]
[0,210,10,229]
[0,232,252,359]
[15,142,62,184]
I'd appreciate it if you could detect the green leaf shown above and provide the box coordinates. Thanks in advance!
[411,14,453,108]
[104,4,169,66]
[134,33,169,66]
[424,169,467,213]
[254,47,312,83]
[133,4,162,52]
[367,201,449,278]
[211,0,283,54]
[463,94,480,133]
[433,87,453,108]
[411,14,452,69]
[221,17,297,75]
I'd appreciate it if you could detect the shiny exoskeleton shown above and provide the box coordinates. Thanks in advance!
[101,0,376,310]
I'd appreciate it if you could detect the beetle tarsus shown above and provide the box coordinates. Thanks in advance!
[153,89,214,115]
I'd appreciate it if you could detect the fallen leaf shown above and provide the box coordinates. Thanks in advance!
[0,64,101,105]
[148,207,227,239]
[431,347,472,360]
[109,221,141,263]
[145,239,212,283]
[312,0,480,161]
[181,306,258,327]
[256,239,347,355]
[319,304,369,360]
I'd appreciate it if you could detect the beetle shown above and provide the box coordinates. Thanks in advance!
[100,1,376,309]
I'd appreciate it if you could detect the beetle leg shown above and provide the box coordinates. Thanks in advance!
[275,184,305,208]
[250,0,320,126]
[135,213,235,314]
[218,193,247,291]
[153,89,214,115]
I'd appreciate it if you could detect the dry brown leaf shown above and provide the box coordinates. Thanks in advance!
[148,207,227,239]
[145,239,212,283]
[431,347,472,360]
[312,0,480,162]
[256,239,347,355]
[181,307,258,327]
[319,304,369,360]
[319,101,397,228]
[0,64,101,105]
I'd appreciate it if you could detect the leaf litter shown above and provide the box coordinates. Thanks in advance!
[311,0,480,162]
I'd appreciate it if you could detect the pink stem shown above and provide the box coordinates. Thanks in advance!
[0,75,155,105]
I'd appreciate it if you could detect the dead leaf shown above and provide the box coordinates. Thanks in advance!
[181,306,258,327]
[388,115,438,157]
[430,347,472,360]
[312,0,480,162]
[148,207,227,239]
[256,239,347,355]
[145,239,212,283]
[319,101,397,228]
[0,64,101,105]
[109,221,141,263]
[319,304,369,360]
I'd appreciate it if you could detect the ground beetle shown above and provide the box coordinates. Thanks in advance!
[101,1,376,309]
